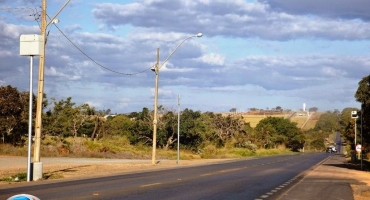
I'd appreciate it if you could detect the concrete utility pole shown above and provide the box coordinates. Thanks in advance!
[151,33,202,165]
[177,94,180,164]
[32,0,47,181]
[152,48,159,165]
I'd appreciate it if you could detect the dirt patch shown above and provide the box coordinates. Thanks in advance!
[0,159,225,185]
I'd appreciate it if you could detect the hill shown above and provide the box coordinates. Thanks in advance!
[225,112,322,130]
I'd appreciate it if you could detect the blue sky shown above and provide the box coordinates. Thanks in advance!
[1,0,369,113]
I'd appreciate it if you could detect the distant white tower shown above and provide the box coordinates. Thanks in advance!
[303,103,306,111]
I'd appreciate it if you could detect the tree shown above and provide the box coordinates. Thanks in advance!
[212,114,246,146]
[309,107,319,112]
[354,75,370,152]
[179,109,204,150]
[275,106,283,112]
[314,112,339,133]
[129,107,153,145]
[255,117,305,150]
[230,108,237,113]
[159,111,178,150]
[339,108,358,146]
[0,86,24,144]
[104,115,136,142]
[43,97,91,138]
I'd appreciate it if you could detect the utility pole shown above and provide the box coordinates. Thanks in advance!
[177,94,180,164]
[33,0,46,181]
[151,48,159,165]
[150,33,202,165]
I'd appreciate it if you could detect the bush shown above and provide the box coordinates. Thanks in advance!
[201,144,218,158]
[310,139,325,151]
[240,141,257,153]
[229,148,256,157]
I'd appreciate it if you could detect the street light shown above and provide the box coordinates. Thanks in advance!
[351,111,358,144]
[351,110,359,162]
[151,33,202,165]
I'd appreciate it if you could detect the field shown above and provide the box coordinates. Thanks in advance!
[240,114,288,128]
[226,112,322,129]
[290,116,308,129]
[301,112,322,130]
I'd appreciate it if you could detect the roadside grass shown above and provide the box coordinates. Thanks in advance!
[199,144,294,159]
[0,171,64,183]
[0,172,27,182]
[0,144,28,156]
[0,136,297,160]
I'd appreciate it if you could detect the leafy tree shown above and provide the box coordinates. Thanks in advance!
[230,108,237,113]
[309,107,319,112]
[43,97,91,138]
[179,109,204,150]
[129,107,153,145]
[255,117,305,150]
[254,122,279,148]
[211,114,246,146]
[314,112,339,133]
[103,115,136,142]
[339,108,358,146]
[0,86,27,144]
[354,75,370,152]
[310,138,325,151]
[159,111,178,150]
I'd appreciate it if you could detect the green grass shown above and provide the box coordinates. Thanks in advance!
[0,172,27,182]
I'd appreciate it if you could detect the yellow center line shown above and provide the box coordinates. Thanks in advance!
[140,182,162,187]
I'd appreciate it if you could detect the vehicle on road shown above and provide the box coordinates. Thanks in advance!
[326,146,337,153]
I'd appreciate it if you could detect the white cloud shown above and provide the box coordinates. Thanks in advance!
[198,53,225,65]
[92,0,370,40]
[0,0,368,113]
[321,67,347,77]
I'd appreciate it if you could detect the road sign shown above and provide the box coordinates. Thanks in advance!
[356,144,362,152]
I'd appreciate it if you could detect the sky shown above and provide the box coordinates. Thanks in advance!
[0,0,369,114]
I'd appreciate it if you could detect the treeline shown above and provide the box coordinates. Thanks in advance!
[1,73,370,155]
[1,85,306,153]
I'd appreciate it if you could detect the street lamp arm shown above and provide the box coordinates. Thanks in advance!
[159,33,202,70]
[46,0,71,27]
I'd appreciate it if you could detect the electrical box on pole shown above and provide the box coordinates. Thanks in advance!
[20,34,44,56]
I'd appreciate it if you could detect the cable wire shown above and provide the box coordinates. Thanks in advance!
[0,6,40,27]
[51,23,153,76]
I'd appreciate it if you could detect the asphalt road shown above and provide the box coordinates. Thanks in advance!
[1,153,333,200]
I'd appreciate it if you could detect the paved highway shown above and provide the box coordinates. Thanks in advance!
[1,153,332,200]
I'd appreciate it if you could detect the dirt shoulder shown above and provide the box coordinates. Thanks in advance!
[0,156,229,184]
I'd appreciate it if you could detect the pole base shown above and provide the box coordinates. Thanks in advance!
[32,162,43,181]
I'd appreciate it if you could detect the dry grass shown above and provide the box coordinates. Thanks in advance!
[290,116,308,128]
[241,114,287,128]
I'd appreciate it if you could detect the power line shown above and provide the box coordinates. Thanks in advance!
[0,6,41,27]
[4,7,151,76]
[51,23,152,76]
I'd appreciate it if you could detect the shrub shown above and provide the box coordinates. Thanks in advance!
[201,144,218,158]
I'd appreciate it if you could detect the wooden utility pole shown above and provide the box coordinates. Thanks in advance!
[33,0,46,180]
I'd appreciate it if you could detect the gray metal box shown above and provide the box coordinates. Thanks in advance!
[20,34,44,56]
